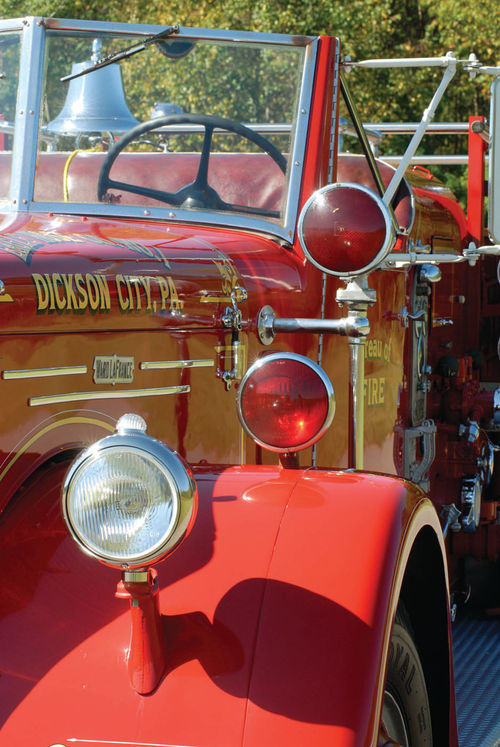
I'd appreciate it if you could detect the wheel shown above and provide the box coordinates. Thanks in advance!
[97,113,287,215]
[381,609,433,746]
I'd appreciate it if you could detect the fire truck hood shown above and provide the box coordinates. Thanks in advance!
[0,458,438,747]
[0,213,294,335]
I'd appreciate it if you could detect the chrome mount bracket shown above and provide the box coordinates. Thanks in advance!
[461,474,482,532]
[221,286,247,331]
[217,286,247,391]
[401,419,437,490]
[257,304,370,346]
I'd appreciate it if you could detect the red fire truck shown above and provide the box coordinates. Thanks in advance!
[0,15,499,747]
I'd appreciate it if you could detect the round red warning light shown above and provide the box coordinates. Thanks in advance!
[298,182,396,277]
[237,353,335,453]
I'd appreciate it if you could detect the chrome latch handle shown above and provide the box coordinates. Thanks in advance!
[388,305,427,327]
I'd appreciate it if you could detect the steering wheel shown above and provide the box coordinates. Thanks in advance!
[97,113,287,216]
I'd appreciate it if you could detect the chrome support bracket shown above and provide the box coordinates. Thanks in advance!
[461,474,482,532]
[221,285,248,331]
[217,339,245,391]
[441,503,462,538]
[257,304,370,346]
[257,276,375,470]
[402,419,437,490]
[218,286,247,391]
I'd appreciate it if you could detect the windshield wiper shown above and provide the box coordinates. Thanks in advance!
[61,24,179,82]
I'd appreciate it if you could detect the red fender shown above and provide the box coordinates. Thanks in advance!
[0,461,453,746]
[243,468,455,746]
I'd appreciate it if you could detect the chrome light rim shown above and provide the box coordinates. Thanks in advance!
[297,182,396,277]
[236,352,335,452]
[62,425,197,569]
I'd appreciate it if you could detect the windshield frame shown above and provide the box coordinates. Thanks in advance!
[9,17,318,244]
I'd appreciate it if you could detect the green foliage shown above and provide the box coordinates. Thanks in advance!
[0,0,498,202]
[4,0,495,123]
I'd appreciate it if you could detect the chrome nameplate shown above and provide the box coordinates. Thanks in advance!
[93,355,134,385]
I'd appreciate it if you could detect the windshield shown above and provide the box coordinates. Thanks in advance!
[34,27,307,226]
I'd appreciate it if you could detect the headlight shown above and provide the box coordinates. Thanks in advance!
[62,413,197,569]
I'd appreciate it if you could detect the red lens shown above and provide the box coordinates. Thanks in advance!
[300,184,393,275]
[239,356,334,451]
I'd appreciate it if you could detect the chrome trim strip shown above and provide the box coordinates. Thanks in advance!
[10,18,45,211]
[349,337,365,470]
[282,38,318,243]
[29,385,190,406]
[490,78,500,244]
[140,359,214,370]
[43,18,315,46]
[3,365,87,379]
[28,201,293,244]
[0,19,25,31]
[328,43,341,183]
[366,121,470,134]
[118,122,292,136]
[382,154,471,166]
[313,271,328,468]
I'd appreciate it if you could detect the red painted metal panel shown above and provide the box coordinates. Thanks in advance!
[467,115,488,245]
[0,459,449,746]
[244,470,449,746]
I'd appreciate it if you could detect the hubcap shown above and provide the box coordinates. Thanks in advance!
[381,688,410,746]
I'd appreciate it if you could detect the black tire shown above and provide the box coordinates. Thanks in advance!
[382,609,433,746]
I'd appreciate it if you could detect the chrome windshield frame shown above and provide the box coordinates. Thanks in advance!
[8,17,318,245]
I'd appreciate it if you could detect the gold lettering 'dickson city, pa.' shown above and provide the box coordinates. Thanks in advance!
[31,272,182,314]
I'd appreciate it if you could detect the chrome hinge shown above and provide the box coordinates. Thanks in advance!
[221,286,247,331]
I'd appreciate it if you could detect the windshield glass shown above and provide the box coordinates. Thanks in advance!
[35,28,306,224]
[0,30,21,204]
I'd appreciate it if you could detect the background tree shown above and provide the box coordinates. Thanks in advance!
[0,0,498,199]
[3,0,496,118]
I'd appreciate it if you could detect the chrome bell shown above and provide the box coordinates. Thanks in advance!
[150,102,183,119]
[48,39,139,135]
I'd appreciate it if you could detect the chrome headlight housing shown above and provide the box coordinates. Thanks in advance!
[62,414,197,569]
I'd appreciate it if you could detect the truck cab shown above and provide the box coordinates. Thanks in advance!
[0,16,499,747]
